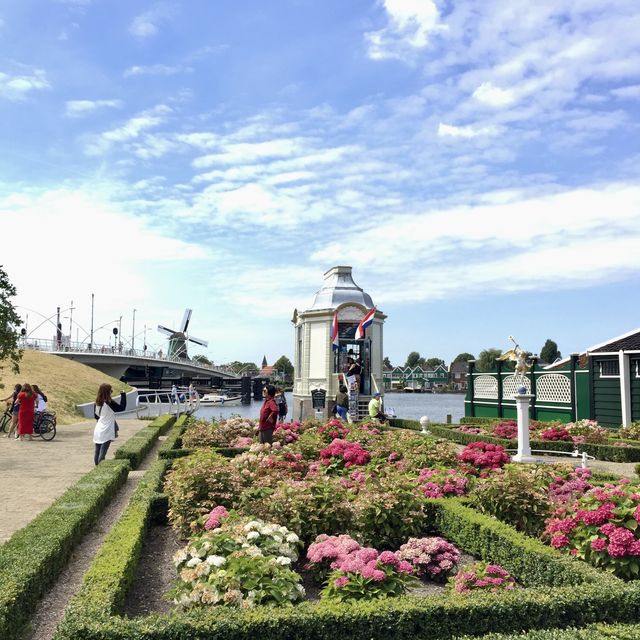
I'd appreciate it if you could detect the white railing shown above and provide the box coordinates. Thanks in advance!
[21,338,237,376]
[135,388,200,419]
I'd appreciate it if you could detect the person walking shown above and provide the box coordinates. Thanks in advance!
[258,384,278,444]
[275,387,288,423]
[17,383,37,441]
[1,383,22,438]
[93,384,126,465]
[335,384,349,421]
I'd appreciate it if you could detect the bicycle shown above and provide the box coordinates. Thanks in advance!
[0,409,12,433]
[33,411,57,441]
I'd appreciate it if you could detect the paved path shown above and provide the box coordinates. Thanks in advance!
[0,418,150,543]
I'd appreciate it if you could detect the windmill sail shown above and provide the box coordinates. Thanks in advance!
[157,309,208,359]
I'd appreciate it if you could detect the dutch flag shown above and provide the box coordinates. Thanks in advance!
[355,307,376,340]
[331,311,340,351]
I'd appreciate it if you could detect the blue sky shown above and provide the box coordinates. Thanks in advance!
[1,0,640,367]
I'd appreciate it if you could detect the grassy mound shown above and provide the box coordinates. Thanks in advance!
[0,350,132,424]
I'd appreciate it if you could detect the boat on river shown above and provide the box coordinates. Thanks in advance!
[199,393,242,406]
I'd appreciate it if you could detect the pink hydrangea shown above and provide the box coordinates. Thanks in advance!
[204,505,229,530]
[320,439,371,469]
[397,537,460,580]
[457,442,509,470]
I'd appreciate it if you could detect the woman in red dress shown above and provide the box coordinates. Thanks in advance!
[17,383,36,441]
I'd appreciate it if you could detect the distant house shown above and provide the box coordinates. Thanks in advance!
[259,355,275,379]
[449,361,468,391]
[424,364,449,389]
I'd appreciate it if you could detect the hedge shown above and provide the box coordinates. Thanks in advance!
[425,499,614,588]
[114,414,177,468]
[51,482,640,640]
[55,458,171,639]
[157,414,191,459]
[49,573,640,640]
[428,424,640,463]
[0,459,130,640]
[455,623,640,639]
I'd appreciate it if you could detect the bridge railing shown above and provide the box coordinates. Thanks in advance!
[135,387,200,419]
[20,338,237,376]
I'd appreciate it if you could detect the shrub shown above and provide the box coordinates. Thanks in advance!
[618,422,640,442]
[448,562,516,594]
[492,421,518,439]
[236,476,354,545]
[181,417,256,449]
[397,537,461,581]
[471,465,556,537]
[458,441,510,471]
[544,482,640,579]
[351,473,426,548]
[540,426,572,441]
[457,425,486,434]
[171,517,304,608]
[164,450,243,532]
[317,419,350,442]
[319,439,371,471]
[273,421,303,445]
[304,534,362,582]
[418,467,469,498]
[395,434,459,471]
[320,546,415,602]
[548,468,593,505]
[565,420,610,445]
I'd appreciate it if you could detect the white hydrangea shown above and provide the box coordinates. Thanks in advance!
[186,557,201,568]
[276,556,291,566]
[286,533,299,544]
[244,521,262,531]
[206,555,226,567]
[246,531,260,540]
[173,549,188,566]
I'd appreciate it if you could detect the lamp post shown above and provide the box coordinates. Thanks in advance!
[90,293,94,350]
[132,309,136,353]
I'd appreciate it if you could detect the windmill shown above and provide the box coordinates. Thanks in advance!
[157,309,208,359]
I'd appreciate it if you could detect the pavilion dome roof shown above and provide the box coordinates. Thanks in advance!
[307,266,374,311]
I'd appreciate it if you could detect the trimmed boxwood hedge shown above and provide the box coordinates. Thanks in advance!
[52,479,640,640]
[455,622,640,639]
[0,459,130,640]
[114,414,176,468]
[428,424,640,463]
[157,414,191,458]
[55,458,171,638]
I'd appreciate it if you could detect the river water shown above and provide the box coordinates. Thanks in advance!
[194,392,465,424]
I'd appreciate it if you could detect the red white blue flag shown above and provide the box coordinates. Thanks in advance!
[355,307,376,340]
[331,311,340,351]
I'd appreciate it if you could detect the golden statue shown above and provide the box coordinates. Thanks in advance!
[497,336,530,380]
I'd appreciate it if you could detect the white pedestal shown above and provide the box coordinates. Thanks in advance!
[512,394,537,463]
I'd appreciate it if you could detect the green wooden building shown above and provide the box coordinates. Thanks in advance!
[465,328,640,427]
[383,364,449,390]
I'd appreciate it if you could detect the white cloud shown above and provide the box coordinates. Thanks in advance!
[366,0,445,61]
[472,82,517,107]
[65,99,123,117]
[310,182,640,302]
[129,3,174,39]
[437,122,499,138]
[123,64,193,77]
[84,104,172,155]
[0,68,49,101]
[611,84,640,99]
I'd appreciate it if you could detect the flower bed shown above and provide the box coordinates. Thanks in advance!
[53,417,640,640]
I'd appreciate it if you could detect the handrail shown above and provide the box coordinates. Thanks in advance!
[505,447,596,469]
[135,387,200,419]
[21,339,237,376]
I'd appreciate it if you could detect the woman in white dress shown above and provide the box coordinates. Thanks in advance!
[93,384,126,465]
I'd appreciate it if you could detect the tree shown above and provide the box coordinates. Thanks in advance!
[405,351,421,368]
[453,352,475,363]
[425,357,445,368]
[0,266,22,387]
[476,348,502,372]
[273,355,294,382]
[540,339,561,364]
[227,361,258,374]
[192,354,211,365]
[383,356,393,370]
